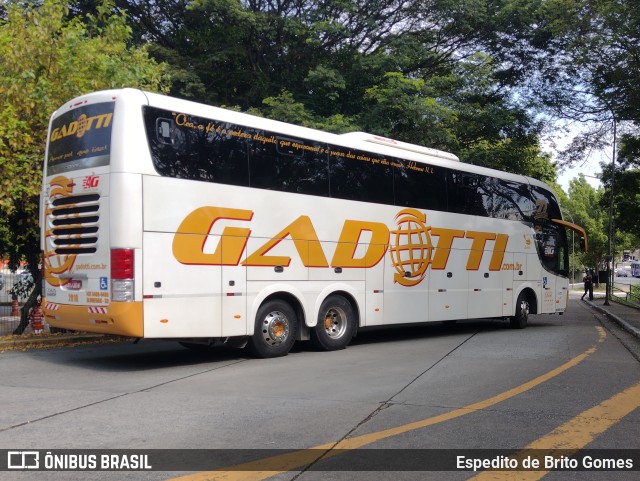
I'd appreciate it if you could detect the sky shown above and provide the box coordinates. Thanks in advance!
[556,155,604,192]
[544,122,611,193]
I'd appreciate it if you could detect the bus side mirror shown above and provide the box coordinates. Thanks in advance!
[579,237,587,252]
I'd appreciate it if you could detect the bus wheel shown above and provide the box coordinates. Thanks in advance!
[312,295,356,351]
[248,300,297,358]
[510,292,530,329]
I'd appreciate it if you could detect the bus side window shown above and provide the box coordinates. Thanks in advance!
[329,149,393,205]
[448,172,492,217]
[145,107,250,186]
[493,179,535,221]
[249,132,329,196]
[393,161,447,211]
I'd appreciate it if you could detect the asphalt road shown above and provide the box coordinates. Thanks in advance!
[1,294,640,481]
[614,275,640,285]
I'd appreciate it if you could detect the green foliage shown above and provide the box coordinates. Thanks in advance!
[0,0,170,271]
[360,55,553,180]
[261,90,315,127]
[74,1,558,182]
[564,175,608,273]
[363,72,457,149]
[602,167,640,238]
[259,89,361,134]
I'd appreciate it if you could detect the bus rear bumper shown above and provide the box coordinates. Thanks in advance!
[42,300,143,337]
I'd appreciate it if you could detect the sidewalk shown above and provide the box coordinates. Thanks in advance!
[583,293,640,339]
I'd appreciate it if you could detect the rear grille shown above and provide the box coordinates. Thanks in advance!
[49,194,100,254]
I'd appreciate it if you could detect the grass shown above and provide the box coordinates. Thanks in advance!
[0,333,127,352]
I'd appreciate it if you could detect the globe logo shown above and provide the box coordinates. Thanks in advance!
[389,208,433,286]
[76,114,88,138]
[44,175,78,287]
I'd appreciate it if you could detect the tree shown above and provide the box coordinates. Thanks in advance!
[66,1,562,185]
[361,55,556,181]
[564,176,608,280]
[0,0,170,273]
[600,161,640,247]
[476,0,640,241]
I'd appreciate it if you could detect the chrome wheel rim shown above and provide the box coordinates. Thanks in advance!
[261,310,290,346]
[323,307,348,339]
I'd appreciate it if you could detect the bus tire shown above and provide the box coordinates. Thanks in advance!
[312,295,356,351]
[510,292,530,329]
[248,300,297,358]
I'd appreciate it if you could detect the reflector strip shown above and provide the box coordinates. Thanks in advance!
[88,306,108,314]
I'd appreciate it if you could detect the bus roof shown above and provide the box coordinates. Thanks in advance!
[339,132,460,162]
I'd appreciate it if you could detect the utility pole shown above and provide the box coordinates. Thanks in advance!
[604,118,616,306]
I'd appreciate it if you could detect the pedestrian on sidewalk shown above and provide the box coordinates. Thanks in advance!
[582,272,592,301]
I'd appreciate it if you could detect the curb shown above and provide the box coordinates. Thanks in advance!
[584,299,640,340]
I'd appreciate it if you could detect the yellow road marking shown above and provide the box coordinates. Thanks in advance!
[469,380,640,481]
[166,327,606,481]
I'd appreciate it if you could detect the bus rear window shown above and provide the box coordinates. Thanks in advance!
[47,102,114,175]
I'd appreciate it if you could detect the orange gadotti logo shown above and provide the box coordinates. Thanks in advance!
[172,207,509,287]
[43,176,77,286]
[50,112,113,142]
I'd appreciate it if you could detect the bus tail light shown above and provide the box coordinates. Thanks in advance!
[111,249,134,302]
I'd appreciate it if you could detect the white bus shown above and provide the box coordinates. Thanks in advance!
[631,261,640,278]
[41,89,587,357]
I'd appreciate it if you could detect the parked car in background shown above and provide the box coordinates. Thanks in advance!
[616,268,629,277]
[615,261,632,277]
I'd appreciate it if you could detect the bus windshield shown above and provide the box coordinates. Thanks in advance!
[46,102,114,175]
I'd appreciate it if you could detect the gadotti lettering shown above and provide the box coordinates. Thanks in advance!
[172,207,510,286]
[50,113,113,142]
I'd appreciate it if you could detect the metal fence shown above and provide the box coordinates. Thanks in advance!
[0,270,36,335]
[611,282,640,309]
